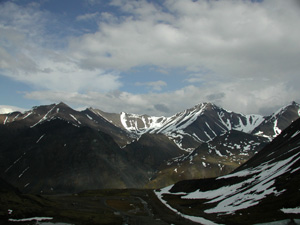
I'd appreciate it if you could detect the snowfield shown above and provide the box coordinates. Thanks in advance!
[155,186,221,225]
[154,124,300,223]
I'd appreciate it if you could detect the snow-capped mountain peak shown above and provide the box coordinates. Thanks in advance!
[120,111,168,135]
[115,102,268,150]
[87,101,300,151]
[1,101,299,151]
[252,101,300,140]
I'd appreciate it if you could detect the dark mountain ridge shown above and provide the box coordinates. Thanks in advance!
[1,101,299,150]
[0,102,132,147]
[0,101,299,193]
[0,118,151,193]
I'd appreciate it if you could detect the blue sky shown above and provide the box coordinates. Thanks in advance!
[0,0,299,116]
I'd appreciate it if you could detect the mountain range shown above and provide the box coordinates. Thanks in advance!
[0,101,299,193]
[1,111,300,224]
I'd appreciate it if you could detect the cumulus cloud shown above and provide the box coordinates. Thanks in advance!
[69,0,300,78]
[2,48,122,92]
[0,1,121,94]
[0,105,27,114]
[24,76,299,116]
[1,0,299,116]
[67,0,300,114]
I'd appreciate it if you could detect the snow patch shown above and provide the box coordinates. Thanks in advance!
[215,149,224,157]
[281,207,300,214]
[233,115,264,133]
[31,105,56,128]
[182,152,300,214]
[8,217,53,222]
[204,131,212,141]
[291,131,300,139]
[19,167,29,178]
[70,114,81,124]
[205,122,217,137]
[217,112,232,130]
[5,153,25,173]
[273,120,281,137]
[3,116,8,124]
[12,113,20,121]
[22,112,33,120]
[243,145,251,151]
[154,186,220,225]
[86,114,93,120]
[36,134,45,143]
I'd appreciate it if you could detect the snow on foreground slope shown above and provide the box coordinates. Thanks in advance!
[155,118,300,224]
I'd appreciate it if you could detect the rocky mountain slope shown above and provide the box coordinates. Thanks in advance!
[0,102,132,147]
[0,101,299,193]
[155,117,300,224]
[147,130,268,188]
[0,118,155,193]
[99,102,265,150]
[124,133,184,172]
[1,101,299,150]
[1,116,300,224]
[144,102,299,188]
[96,101,300,151]
[252,101,300,140]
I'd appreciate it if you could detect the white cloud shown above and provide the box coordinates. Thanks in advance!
[68,0,300,79]
[0,2,121,93]
[24,76,300,116]
[0,105,27,114]
[135,80,167,91]
[76,12,99,21]
[24,54,121,92]
[1,0,299,116]
[66,0,300,114]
